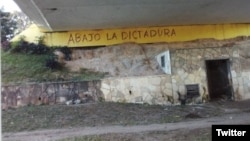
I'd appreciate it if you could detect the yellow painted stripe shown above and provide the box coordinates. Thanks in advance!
[11,24,45,43]
[12,24,250,47]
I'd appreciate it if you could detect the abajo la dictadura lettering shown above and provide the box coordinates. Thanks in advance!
[67,28,176,44]
[121,28,176,40]
[68,33,101,44]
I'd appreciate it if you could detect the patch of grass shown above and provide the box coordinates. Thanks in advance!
[59,132,143,141]
[59,136,103,141]
[71,68,107,81]
[1,52,105,84]
[59,135,134,141]
[1,103,167,132]
[58,128,211,141]
[2,102,222,133]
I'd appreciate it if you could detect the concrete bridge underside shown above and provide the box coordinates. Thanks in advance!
[15,0,250,31]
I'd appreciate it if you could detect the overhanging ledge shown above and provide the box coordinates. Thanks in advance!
[14,0,250,31]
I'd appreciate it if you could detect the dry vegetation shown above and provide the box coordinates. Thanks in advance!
[2,102,223,133]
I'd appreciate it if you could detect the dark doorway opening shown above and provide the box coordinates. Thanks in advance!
[206,59,233,101]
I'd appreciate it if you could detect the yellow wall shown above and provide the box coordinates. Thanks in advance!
[12,24,250,47]
[11,24,45,43]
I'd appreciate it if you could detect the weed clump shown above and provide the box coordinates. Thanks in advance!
[45,56,63,70]
[9,36,49,54]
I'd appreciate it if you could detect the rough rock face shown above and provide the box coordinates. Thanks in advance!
[66,44,167,77]
[4,37,250,108]
[61,37,250,104]
[238,40,250,70]
[64,38,247,77]
[101,75,174,105]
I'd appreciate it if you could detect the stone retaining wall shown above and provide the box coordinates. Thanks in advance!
[236,40,250,100]
[171,46,240,102]
[100,75,173,105]
[98,38,250,105]
[3,38,250,108]
[1,81,103,110]
[65,38,244,77]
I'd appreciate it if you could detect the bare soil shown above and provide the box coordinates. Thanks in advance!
[2,100,250,141]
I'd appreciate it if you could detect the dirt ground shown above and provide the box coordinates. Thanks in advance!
[2,99,250,141]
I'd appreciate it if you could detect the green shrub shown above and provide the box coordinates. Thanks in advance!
[58,46,72,61]
[45,55,63,70]
[10,36,49,54]
[1,40,11,51]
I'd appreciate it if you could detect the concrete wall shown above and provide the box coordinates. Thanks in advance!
[65,38,243,76]
[3,38,250,108]
[236,40,250,100]
[101,75,173,105]
[170,46,240,102]
[1,81,103,110]
[12,24,250,47]
[96,38,250,105]
[98,42,249,104]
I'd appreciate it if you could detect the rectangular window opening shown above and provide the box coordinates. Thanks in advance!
[185,84,199,98]
[161,55,165,68]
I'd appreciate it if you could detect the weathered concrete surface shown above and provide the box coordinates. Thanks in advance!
[101,75,173,105]
[67,44,165,77]
[96,38,250,104]
[171,46,240,102]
